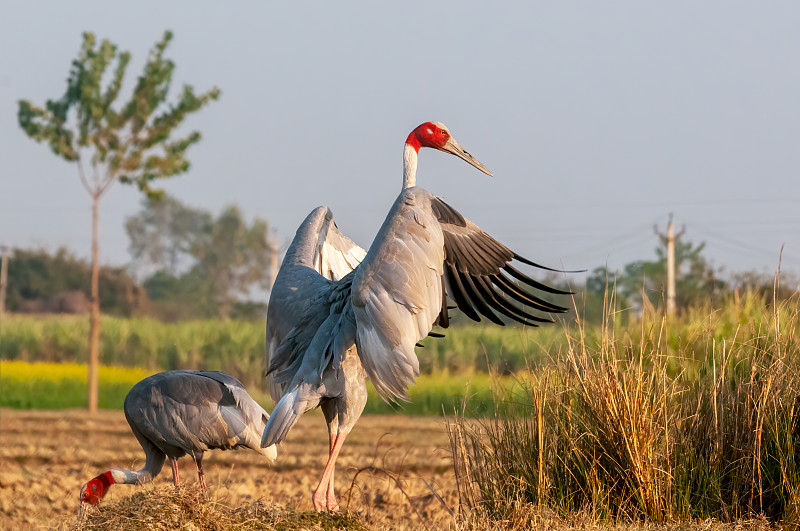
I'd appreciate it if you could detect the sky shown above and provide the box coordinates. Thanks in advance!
[1,1,799,285]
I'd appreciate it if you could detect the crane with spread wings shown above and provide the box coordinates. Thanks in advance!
[262,121,572,512]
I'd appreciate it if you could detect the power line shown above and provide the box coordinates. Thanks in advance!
[691,224,800,264]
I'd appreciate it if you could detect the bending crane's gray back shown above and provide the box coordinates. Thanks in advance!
[124,370,273,459]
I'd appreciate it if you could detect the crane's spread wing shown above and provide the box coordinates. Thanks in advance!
[266,207,364,403]
[434,200,570,327]
[266,207,367,402]
[313,212,367,281]
[351,188,570,400]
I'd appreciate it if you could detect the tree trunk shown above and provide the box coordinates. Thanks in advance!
[88,194,101,413]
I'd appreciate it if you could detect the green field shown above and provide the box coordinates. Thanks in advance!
[0,361,154,409]
[1,290,799,415]
[0,359,505,415]
[2,292,792,386]
[0,314,581,383]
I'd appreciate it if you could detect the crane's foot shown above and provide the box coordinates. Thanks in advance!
[312,489,326,512]
[198,471,208,499]
[312,490,339,513]
[327,479,340,513]
[171,458,181,487]
[327,495,340,514]
[195,454,208,499]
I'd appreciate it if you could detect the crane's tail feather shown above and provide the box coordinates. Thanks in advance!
[261,385,318,448]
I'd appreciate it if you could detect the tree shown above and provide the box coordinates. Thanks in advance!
[126,196,272,320]
[4,247,146,316]
[192,205,271,319]
[17,31,220,412]
[126,194,212,278]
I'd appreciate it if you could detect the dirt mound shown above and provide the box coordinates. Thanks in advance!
[75,486,365,530]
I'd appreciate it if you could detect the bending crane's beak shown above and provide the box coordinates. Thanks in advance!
[441,137,493,177]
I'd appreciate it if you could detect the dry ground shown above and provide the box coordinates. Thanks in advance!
[0,409,456,530]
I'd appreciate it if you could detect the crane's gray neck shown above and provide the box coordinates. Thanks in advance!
[110,468,152,485]
[403,143,418,189]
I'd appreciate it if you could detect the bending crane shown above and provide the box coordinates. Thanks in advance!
[80,371,277,505]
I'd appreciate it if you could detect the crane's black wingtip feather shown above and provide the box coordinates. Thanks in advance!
[503,264,573,295]
[512,253,585,274]
[491,273,570,313]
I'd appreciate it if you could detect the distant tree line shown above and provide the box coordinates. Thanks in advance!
[3,248,145,316]
[6,215,794,326]
[4,195,273,321]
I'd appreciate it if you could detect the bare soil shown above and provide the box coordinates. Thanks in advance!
[0,409,457,530]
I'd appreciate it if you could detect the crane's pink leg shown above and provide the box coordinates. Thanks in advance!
[327,466,338,511]
[169,457,180,487]
[313,431,348,512]
[170,458,180,487]
[194,453,208,497]
[326,434,339,512]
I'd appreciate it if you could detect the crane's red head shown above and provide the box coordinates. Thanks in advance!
[405,121,493,176]
[406,121,451,153]
[80,471,114,505]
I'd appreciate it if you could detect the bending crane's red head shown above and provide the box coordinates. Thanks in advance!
[405,121,493,176]
[80,471,114,505]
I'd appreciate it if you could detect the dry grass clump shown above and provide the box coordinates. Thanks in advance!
[456,507,776,531]
[75,486,366,531]
[448,287,800,529]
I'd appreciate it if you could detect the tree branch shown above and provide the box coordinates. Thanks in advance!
[91,155,101,190]
[98,169,118,197]
[76,155,93,196]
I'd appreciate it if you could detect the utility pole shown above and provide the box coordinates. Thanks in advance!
[0,246,8,317]
[666,216,676,316]
[0,246,8,342]
[654,215,684,316]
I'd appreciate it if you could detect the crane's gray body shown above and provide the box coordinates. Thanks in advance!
[124,370,276,479]
[263,188,569,447]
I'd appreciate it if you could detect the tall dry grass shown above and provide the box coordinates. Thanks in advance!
[448,285,800,528]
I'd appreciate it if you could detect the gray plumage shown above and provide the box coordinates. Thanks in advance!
[80,370,277,504]
[262,121,572,512]
[125,370,277,462]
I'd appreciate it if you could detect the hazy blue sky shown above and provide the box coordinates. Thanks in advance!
[2,1,799,283]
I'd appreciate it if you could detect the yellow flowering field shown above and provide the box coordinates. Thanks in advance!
[0,360,155,409]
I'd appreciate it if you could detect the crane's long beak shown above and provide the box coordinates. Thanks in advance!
[441,138,493,177]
